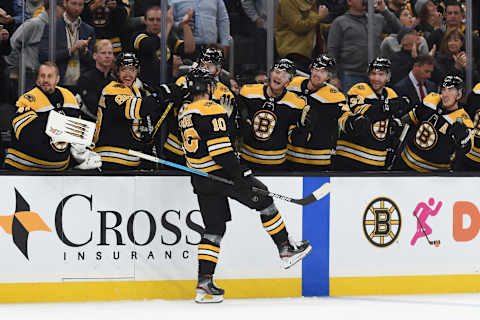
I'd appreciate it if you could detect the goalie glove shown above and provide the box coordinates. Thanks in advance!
[70,143,102,170]
[448,119,472,154]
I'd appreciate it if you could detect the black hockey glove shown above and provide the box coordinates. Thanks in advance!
[232,167,253,193]
[386,117,403,149]
[345,113,370,135]
[297,105,312,132]
[448,120,472,153]
[388,96,411,118]
[154,83,188,106]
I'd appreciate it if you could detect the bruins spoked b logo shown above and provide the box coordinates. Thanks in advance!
[253,110,277,141]
[363,197,401,247]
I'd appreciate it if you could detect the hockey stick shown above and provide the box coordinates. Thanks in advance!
[128,149,330,206]
[413,210,440,247]
[386,123,410,170]
[152,102,173,138]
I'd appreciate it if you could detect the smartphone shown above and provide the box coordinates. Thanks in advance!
[0,25,3,30]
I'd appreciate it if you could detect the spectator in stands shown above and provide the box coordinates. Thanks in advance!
[4,61,101,171]
[387,0,408,17]
[318,0,348,24]
[393,54,436,107]
[390,27,424,85]
[275,0,329,72]
[414,0,443,41]
[39,0,96,92]
[0,15,11,104]
[77,39,115,119]
[17,0,44,22]
[82,0,129,55]
[170,0,230,58]
[434,28,478,84]
[240,0,267,71]
[327,0,401,92]
[6,0,65,96]
[380,7,429,60]
[0,1,20,28]
[427,0,463,51]
[132,4,194,86]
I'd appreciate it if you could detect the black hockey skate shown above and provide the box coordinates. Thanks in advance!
[279,239,312,269]
[195,275,224,303]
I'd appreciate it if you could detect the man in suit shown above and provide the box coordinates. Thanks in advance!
[39,0,96,92]
[393,54,436,109]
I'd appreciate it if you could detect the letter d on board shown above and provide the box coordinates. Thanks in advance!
[453,201,480,241]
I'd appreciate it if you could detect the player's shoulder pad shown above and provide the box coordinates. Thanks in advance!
[57,86,79,108]
[16,87,40,108]
[240,83,264,99]
[176,75,187,86]
[423,92,441,110]
[279,91,307,109]
[182,100,227,117]
[287,76,308,92]
[102,81,132,96]
[473,82,480,95]
[214,82,234,99]
[312,83,346,103]
[449,108,474,128]
[385,87,399,99]
[347,82,376,99]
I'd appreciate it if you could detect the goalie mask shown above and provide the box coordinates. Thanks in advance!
[186,68,217,97]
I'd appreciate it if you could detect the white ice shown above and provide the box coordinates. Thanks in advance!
[1,293,479,320]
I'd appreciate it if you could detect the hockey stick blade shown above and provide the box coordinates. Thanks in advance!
[128,149,330,206]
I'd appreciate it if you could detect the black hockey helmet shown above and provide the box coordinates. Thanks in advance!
[116,52,140,69]
[186,67,216,96]
[368,57,392,74]
[198,48,224,67]
[441,74,464,93]
[310,55,336,72]
[270,58,296,81]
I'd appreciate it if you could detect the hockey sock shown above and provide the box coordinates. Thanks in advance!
[260,203,289,246]
[198,234,222,276]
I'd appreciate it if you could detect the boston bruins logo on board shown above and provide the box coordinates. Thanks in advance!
[363,197,401,248]
[414,121,437,150]
[253,110,277,141]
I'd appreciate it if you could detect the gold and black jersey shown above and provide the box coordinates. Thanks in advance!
[4,86,80,171]
[463,83,480,165]
[163,76,236,165]
[178,99,234,174]
[286,76,348,167]
[401,93,474,172]
[93,81,162,168]
[238,83,306,168]
[336,83,398,168]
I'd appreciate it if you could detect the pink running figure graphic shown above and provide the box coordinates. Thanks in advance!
[410,198,442,246]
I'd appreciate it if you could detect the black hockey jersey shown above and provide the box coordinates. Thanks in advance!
[463,83,480,167]
[401,93,474,172]
[4,87,80,171]
[178,99,235,176]
[94,81,164,168]
[163,75,236,165]
[336,83,398,168]
[238,83,307,169]
[286,76,348,169]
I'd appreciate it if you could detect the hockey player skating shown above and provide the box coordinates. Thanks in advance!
[238,59,311,171]
[394,75,473,172]
[286,55,348,171]
[334,57,409,170]
[178,68,312,303]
